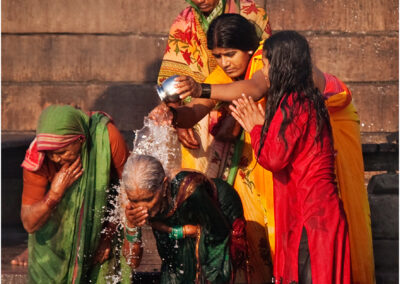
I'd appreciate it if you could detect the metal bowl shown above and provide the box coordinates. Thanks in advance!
[156,75,180,103]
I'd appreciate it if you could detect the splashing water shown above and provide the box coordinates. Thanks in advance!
[132,116,182,178]
[98,115,181,283]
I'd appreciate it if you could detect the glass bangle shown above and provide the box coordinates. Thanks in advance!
[169,226,184,240]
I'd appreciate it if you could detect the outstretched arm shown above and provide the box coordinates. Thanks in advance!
[175,66,326,103]
[175,70,269,102]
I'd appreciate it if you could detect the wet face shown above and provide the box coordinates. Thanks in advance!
[125,180,167,219]
[46,139,82,166]
[212,47,251,80]
[191,0,220,15]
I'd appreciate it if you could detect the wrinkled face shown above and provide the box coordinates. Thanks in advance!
[191,0,220,15]
[46,139,82,166]
[212,47,251,80]
[125,181,166,218]
[261,55,270,84]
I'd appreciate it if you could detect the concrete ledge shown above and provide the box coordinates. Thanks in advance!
[368,174,399,195]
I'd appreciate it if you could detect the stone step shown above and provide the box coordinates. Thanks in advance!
[1,226,161,283]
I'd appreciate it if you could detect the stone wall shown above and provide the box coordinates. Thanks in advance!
[2,0,398,144]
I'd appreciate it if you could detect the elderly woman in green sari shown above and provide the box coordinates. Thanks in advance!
[20,105,130,283]
[121,154,248,283]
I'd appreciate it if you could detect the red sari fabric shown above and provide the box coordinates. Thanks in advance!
[249,93,351,284]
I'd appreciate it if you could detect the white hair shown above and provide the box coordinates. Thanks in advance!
[121,154,165,193]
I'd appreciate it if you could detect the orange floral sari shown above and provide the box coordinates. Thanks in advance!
[157,0,272,84]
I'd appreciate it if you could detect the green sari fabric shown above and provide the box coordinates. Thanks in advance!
[28,105,128,283]
[151,171,243,284]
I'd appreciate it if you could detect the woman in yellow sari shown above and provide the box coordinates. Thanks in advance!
[171,14,274,283]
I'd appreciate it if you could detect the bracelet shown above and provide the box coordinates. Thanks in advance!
[125,227,142,243]
[200,83,211,99]
[125,222,139,233]
[43,193,60,210]
[169,226,184,240]
[168,106,178,127]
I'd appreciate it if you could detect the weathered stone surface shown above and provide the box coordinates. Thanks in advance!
[2,0,185,34]
[373,240,399,272]
[2,83,160,132]
[2,35,166,82]
[368,174,399,195]
[363,147,398,172]
[3,34,397,84]
[308,35,398,82]
[347,83,399,133]
[361,132,399,144]
[1,84,159,131]
[266,0,398,32]
[2,0,266,34]
[369,193,398,239]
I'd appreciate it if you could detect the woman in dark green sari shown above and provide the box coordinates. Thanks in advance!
[121,154,247,283]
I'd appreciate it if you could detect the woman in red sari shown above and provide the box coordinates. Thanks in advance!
[229,31,351,283]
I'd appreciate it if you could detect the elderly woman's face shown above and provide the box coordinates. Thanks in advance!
[47,139,82,166]
[125,183,165,218]
[191,0,220,14]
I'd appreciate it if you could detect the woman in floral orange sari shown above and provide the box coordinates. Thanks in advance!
[158,0,271,85]
[158,0,272,151]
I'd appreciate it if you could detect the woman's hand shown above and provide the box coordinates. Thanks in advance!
[49,157,83,200]
[125,204,149,227]
[177,128,200,149]
[148,103,174,126]
[230,94,265,133]
[174,76,202,100]
[122,238,143,269]
[93,235,111,264]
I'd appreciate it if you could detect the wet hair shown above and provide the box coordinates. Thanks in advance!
[258,31,331,154]
[121,154,165,193]
[207,13,259,52]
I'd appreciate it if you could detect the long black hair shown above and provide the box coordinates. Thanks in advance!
[207,13,259,52]
[258,31,331,155]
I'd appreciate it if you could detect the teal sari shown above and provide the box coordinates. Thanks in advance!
[150,171,244,284]
[27,105,129,283]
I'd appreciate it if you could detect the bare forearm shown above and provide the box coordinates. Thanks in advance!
[210,70,268,102]
[175,99,216,128]
[21,196,56,233]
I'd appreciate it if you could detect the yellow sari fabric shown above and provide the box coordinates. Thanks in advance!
[182,42,275,283]
[326,89,376,284]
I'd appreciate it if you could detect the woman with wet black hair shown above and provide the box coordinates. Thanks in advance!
[230,31,351,284]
